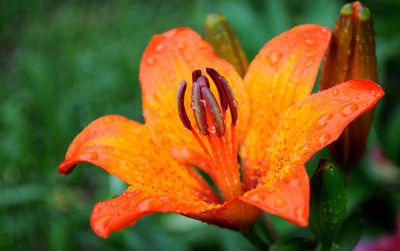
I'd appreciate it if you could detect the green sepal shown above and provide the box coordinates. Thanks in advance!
[203,13,248,77]
[310,159,347,249]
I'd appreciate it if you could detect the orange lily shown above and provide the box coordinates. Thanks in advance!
[59,25,384,238]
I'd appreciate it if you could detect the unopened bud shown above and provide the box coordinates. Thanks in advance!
[310,159,347,248]
[319,1,378,168]
[203,13,249,76]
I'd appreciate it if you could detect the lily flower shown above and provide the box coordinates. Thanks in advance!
[59,25,384,238]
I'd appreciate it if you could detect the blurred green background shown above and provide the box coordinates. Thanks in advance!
[1,0,400,250]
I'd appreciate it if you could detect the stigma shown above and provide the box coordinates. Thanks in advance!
[177,68,242,201]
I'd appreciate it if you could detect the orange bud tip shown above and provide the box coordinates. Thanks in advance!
[177,80,192,130]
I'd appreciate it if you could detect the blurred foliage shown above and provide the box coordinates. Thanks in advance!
[0,0,399,250]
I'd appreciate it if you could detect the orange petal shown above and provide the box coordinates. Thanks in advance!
[240,25,331,190]
[139,27,250,174]
[59,115,221,203]
[241,165,309,226]
[91,187,261,238]
[266,79,384,184]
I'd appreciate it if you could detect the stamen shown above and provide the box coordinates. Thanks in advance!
[177,81,192,130]
[218,75,238,125]
[200,86,225,137]
[205,67,228,111]
[192,69,202,83]
[176,68,242,201]
[192,81,208,135]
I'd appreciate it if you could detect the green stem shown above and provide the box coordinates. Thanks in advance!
[242,216,279,250]
[262,214,280,242]
[242,227,270,250]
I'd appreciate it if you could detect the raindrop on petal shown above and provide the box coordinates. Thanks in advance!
[268,50,283,66]
[103,116,113,124]
[198,41,207,49]
[332,89,339,96]
[178,41,186,50]
[155,43,164,52]
[146,57,156,65]
[305,60,314,67]
[274,198,286,207]
[90,152,99,160]
[305,38,315,46]
[319,133,331,145]
[340,103,359,117]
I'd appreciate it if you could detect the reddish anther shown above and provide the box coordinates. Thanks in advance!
[177,81,192,130]
[200,86,226,137]
[192,69,202,83]
[218,75,238,125]
[192,81,209,135]
[206,67,228,111]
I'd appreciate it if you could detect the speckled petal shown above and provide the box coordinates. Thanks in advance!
[240,24,331,190]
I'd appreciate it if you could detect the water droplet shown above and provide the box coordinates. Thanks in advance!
[178,41,186,50]
[198,41,207,49]
[164,29,177,38]
[103,116,113,124]
[321,27,330,34]
[305,51,316,58]
[332,89,339,96]
[319,133,331,145]
[233,100,238,107]
[111,201,117,207]
[155,43,164,52]
[100,216,111,228]
[90,152,99,160]
[146,57,156,65]
[317,113,334,129]
[305,60,313,67]
[346,49,351,55]
[268,50,282,66]
[94,207,101,213]
[208,126,216,134]
[340,103,359,117]
[305,38,315,46]
[274,198,285,207]
[295,206,304,218]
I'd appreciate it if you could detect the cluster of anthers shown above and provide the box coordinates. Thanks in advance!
[177,68,242,201]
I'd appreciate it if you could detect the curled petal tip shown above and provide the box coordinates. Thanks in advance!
[58,161,75,176]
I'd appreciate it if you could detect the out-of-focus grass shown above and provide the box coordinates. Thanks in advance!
[0,0,399,250]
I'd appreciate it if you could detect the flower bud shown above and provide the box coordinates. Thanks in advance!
[203,13,249,77]
[310,159,347,248]
[319,2,378,168]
